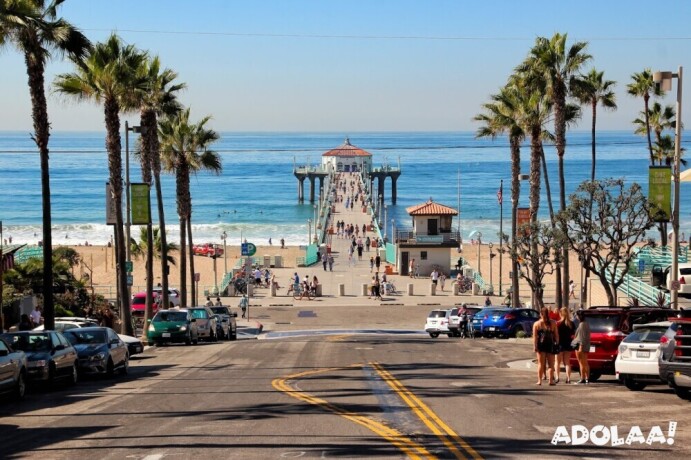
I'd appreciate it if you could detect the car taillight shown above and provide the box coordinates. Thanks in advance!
[675,327,683,358]
[605,331,626,339]
[681,276,686,285]
[660,335,669,345]
[503,314,516,320]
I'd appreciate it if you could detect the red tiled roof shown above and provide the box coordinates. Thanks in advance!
[322,137,372,157]
[406,200,458,216]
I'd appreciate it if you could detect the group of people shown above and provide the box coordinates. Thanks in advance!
[289,273,320,300]
[335,221,369,241]
[533,307,591,386]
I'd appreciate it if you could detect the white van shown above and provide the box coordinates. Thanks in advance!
[666,263,691,297]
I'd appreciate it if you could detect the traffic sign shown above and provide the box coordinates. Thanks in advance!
[671,280,681,291]
[126,275,133,286]
[125,261,133,273]
[242,242,257,256]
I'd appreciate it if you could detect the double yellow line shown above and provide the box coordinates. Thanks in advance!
[272,365,435,459]
[371,362,483,460]
[272,363,482,459]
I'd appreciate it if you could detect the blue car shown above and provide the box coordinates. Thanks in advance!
[481,308,540,338]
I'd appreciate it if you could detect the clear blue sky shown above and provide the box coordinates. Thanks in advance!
[1,0,689,132]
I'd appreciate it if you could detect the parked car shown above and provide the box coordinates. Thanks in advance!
[425,309,450,338]
[2,331,78,385]
[570,307,673,381]
[188,307,218,341]
[33,318,99,332]
[482,308,539,338]
[615,321,671,391]
[193,243,223,257]
[147,308,199,346]
[209,306,238,340]
[118,334,144,356]
[665,263,691,297]
[63,327,129,377]
[131,289,181,309]
[471,307,496,336]
[152,287,181,306]
[446,307,462,337]
[0,337,27,399]
[659,316,691,400]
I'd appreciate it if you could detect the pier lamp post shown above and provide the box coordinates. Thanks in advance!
[221,231,227,275]
[391,218,395,242]
[476,232,482,277]
[313,204,317,243]
[308,219,312,244]
[489,242,495,294]
[379,194,383,226]
[124,122,142,263]
[384,205,388,238]
[653,67,683,308]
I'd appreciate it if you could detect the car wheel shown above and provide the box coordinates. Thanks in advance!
[192,334,199,345]
[588,371,601,382]
[624,378,646,391]
[429,333,439,338]
[447,334,453,338]
[185,331,192,346]
[69,363,79,386]
[121,356,129,376]
[106,358,115,377]
[674,386,691,400]
[230,330,237,341]
[47,363,56,385]
[512,326,523,338]
[15,371,26,399]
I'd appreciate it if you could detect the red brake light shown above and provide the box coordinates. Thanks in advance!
[504,314,516,320]
[681,276,686,285]
[675,327,684,357]
[660,335,669,344]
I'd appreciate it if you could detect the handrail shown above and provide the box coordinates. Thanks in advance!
[611,265,669,306]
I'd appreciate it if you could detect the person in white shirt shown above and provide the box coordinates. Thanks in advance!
[30,306,42,326]
[431,269,439,286]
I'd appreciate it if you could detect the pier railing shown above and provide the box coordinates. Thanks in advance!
[394,229,461,245]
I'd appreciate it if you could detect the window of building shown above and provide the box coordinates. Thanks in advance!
[421,251,428,260]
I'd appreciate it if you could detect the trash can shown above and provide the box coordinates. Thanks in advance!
[274,255,283,268]
[651,265,665,287]
[263,255,271,267]
[385,265,393,275]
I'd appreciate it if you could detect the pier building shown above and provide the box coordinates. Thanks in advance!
[293,138,401,204]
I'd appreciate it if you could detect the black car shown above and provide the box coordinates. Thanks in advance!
[2,331,78,385]
[659,317,691,400]
[63,327,129,377]
[209,306,238,340]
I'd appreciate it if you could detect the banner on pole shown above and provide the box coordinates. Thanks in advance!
[649,166,671,222]
[517,207,531,236]
[131,183,151,225]
[105,183,117,225]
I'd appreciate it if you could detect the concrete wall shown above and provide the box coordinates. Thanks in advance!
[398,248,451,277]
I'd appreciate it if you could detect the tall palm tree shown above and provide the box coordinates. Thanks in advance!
[136,56,185,310]
[475,84,525,308]
[633,102,676,165]
[130,226,178,267]
[159,108,221,307]
[628,69,664,165]
[54,34,147,335]
[1,0,91,330]
[574,69,617,180]
[519,32,591,307]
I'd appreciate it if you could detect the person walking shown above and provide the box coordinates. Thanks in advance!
[375,254,381,272]
[365,236,371,252]
[328,254,334,272]
[532,307,559,386]
[569,280,576,299]
[280,238,285,249]
[572,310,592,384]
[214,297,223,307]
[239,294,248,318]
[430,268,439,286]
[357,241,363,260]
[556,307,575,384]
[409,259,415,278]
[30,305,42,327]
[369,256,374,273]
[348,245,354,266]
[322,253,328,271]
[439,273,446,292]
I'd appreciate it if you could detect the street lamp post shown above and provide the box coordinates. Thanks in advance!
[654,67,683,308]
[476,232,482,277]
[384,205,388,239]
[124,121,142,265]
[489,242,494,294]
[308,219,312,244]
[221,231,227,275]
[379,194,383,227]
[313,204,317,243]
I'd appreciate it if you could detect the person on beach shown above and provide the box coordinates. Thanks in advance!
[533,307,559,386]
[281,238,285,249]
[269,238,272,246]
[431,268,439,286]
[439,273,446,291]
[556,307,575,384]
[328,254,334,272]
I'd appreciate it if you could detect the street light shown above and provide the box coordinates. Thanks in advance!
[124,121,142,265]
[489,242,495,294]
[313,204,317,243]
[308,218,312,244]
[379,194,383,226]
[654,67,683,308]
[476,232,482,277]
[221,231,227,275]
[384,205,388,238]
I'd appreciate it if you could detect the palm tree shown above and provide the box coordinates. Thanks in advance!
[475,84,525,308]
[159,108,221,307]
[519,32,591,307]
[574,69,617,180]
[633,102,676,165]
[130,226,178,267]
[136,56,185,310]
[1,0,91,330]
[628,69,664,165]
[54,34,147,335]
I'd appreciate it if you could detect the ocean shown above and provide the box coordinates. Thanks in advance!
[0,131,688,246]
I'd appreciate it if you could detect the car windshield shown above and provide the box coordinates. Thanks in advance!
[64,330,106,345]
[210,307,228,315]
[466,308,481,316]
[428,310,446,318]
[6,334,51,352]
[132,297,146,305]
[483,309,507,317]
[154,311,187,322]
[191,309,208,319]
[585,314,620,333]
[624,326,668,343]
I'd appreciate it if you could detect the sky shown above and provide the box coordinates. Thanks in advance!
[0,0,690,132]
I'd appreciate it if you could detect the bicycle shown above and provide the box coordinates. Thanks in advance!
[292,283,314,300]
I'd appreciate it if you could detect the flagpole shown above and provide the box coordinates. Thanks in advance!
[499,180,503,298]
[457,168,461,249]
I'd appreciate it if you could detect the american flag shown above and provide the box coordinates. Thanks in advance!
[497,183,503,205]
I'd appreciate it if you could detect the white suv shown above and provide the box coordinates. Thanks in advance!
[425,309,451,338]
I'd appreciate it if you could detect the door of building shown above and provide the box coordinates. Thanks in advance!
[401,251,409,276]
[427,219,438,235]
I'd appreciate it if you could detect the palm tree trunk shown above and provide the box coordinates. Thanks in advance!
[530,127,542,309]
[179,216,187,308]
[25,58,55,330]
[104,97,133,335]
[149,109,170,309]
[144,223,154,335]
[510,137,521,308]
[139,110,155,329]
[555,89,570,309]
[644,93,654,164]
[187,217,196,306]
[539,146,561,307]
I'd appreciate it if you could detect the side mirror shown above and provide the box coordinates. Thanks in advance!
[190,318,197,323]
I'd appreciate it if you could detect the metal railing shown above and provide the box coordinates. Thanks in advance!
[395,229,461,245]
[611,265,669,306]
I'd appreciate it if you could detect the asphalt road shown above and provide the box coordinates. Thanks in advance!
[1,331,689,459]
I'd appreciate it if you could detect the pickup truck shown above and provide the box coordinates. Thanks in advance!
[659,317,691,400]
[193,243,223,257]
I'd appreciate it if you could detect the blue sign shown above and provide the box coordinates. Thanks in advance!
[638,259,645,273]
[241,242,248,256]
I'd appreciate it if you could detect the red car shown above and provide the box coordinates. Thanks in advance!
[193,243,223,257]
[570,306,673,381]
